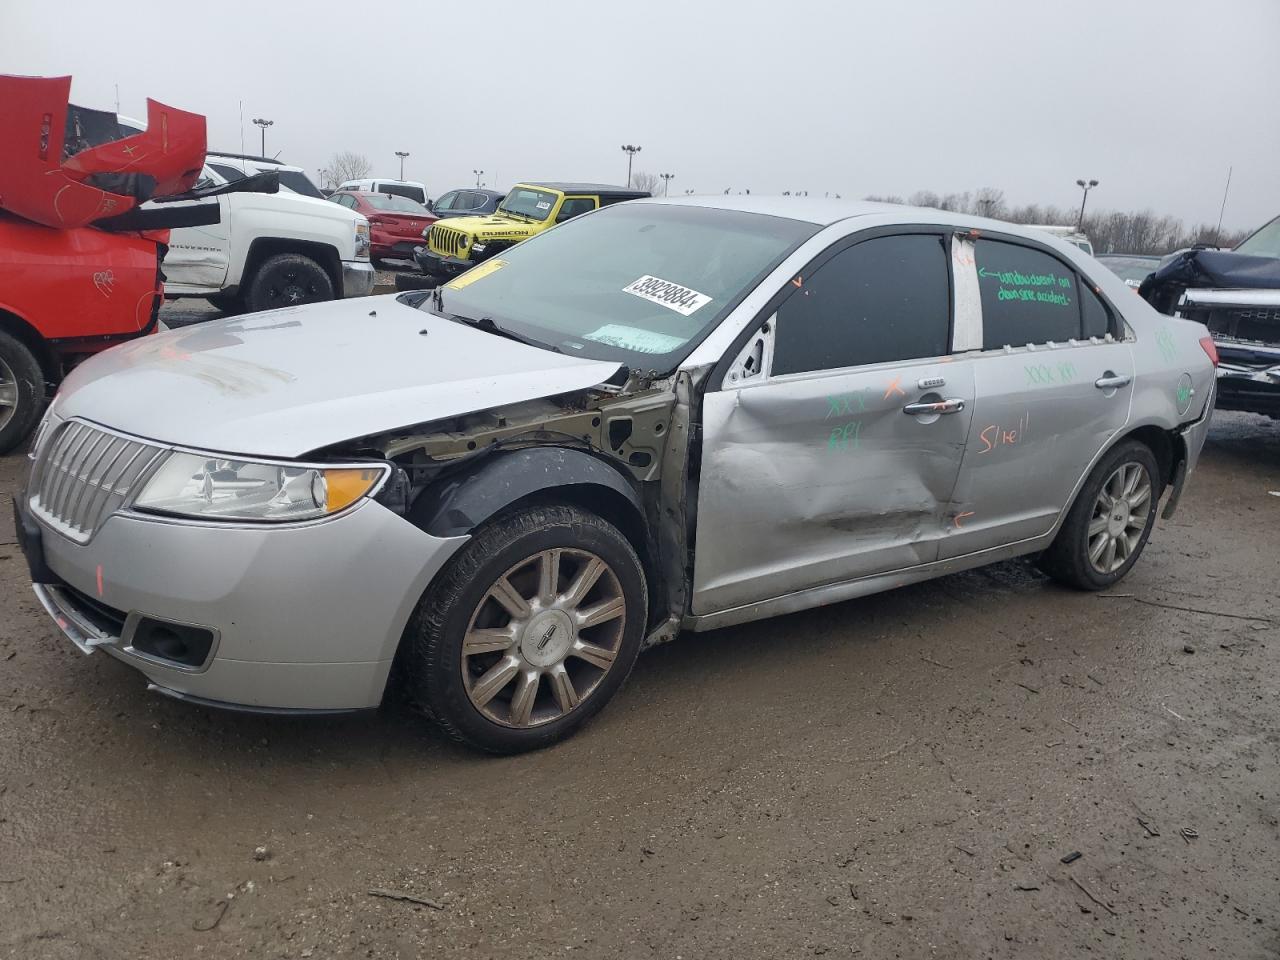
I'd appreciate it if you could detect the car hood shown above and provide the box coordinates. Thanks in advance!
[440,212,542,240]
[53,294,621,458]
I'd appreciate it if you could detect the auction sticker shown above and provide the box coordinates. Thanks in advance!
[622,275,712,317]
[445,258,507,291]
[583,324,687,354]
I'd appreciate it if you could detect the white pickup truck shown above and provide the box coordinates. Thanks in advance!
[161,153,375,312]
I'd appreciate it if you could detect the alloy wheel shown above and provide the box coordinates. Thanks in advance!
[461,548,627,728]
[1087,461,1153,574]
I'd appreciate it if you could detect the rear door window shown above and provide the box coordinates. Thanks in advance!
[1080,283,1113,339]
[772,234,951,375]
[975,239,1081,348]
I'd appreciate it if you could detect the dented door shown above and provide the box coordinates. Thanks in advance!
[159,169,231,290]
[691,230,973,616]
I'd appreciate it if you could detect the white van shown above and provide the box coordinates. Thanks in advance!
[337,178,428,205]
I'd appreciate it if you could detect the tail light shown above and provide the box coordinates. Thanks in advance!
[1198,336,1219,367]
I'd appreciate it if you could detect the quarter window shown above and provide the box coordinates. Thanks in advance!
[975,239,1080,348]
[771,234,951,376]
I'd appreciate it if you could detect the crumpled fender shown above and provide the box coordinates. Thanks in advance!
[0,74,206,229]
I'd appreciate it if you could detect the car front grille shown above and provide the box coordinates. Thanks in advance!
[428,224,468,258]
[1203,307,1280,346]
[29,421,164,544]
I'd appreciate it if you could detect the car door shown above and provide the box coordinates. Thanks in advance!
[159,164,231,291]
[939,235,1133,558]
[692,230,976,615]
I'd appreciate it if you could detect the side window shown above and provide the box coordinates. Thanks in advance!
[1080,283,1113,339]
[556,197,597,223]
[458,191,481,209]
[435,191,457,211]
[771,234,951,376]
[975,239,1080,348]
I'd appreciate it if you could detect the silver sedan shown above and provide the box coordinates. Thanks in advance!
[17,196,1217,753]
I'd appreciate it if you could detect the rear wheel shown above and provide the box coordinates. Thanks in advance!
[243,253,334,313]
[1039,440,1162,590]
[0,331,46,455]
[403,504,647,754]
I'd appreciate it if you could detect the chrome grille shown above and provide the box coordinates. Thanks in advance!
[29,421,163,543]
[428,224,467,257]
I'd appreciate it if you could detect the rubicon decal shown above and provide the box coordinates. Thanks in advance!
[622,275,712,316]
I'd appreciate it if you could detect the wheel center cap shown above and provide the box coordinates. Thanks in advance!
[1108,507,1128,536]
[519,609,575,668]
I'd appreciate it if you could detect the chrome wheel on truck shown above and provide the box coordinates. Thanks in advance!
[403,503,647,753]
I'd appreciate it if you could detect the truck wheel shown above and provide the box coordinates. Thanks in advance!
[243,254,334,313]
[0,331,46,455]
[402,504,647,754]
[206,292,243,314]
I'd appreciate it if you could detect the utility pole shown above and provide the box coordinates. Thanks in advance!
[620,144,642,188]
[1075,178,1098,230]
[395,151,410,179]
[659,172,675,196]
[251,118,273,156]
[473,169,484,188]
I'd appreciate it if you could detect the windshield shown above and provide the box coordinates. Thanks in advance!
[426,203,817,370]
[498,187,559,222]
[1235,215,1280,259]
[367,193,430,214]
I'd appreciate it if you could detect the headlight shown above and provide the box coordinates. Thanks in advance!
[354,220,371,258]
[133,452,387,522]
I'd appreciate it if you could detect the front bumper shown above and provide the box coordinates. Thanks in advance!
[17,489,468,711]
[1214,341,1280,416]
[341,259,377,298]
[412,246,470,278]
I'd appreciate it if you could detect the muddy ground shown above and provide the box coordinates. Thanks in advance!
[1,397,1277,959]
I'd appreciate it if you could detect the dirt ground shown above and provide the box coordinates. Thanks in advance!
[1,403,1277,960]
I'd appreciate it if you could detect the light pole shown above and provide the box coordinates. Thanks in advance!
[473,169,484,188]
[395,151,410,179]
[251,118,273,155]
[1075,178,1098,230]
[620,144,642,188]
[659,172,674,196]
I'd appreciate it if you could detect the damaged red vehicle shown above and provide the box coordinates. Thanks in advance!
[0,75,221,452]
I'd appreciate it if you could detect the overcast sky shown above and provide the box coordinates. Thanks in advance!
[4,0,1278,231]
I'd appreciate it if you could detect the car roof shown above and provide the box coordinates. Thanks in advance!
[521,182,649,198]
[631,195,1107,245]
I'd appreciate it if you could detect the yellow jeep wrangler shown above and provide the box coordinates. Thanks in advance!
[412,182,649,280]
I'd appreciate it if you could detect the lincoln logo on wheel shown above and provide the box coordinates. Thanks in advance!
[537,624,557,650]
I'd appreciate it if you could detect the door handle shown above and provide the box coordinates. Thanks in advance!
[903,398,965,416]
[1094,373,1133,390]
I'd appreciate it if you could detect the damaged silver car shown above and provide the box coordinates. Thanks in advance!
[15,197,1218,753]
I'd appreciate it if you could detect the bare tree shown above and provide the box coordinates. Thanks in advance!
[322,151,372,186]
[629,170,661,194]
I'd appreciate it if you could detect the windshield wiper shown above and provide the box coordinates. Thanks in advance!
[499,209,533,223]
[449,312,560,353]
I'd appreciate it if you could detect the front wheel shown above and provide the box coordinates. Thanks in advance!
[0,331,46,455]
[402,504,648,753]
[243,253,334,313]
[1039,440,1163,590]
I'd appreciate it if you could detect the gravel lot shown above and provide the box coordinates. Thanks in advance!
[1,368,1276,957]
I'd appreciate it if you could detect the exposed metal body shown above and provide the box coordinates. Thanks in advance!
[20,197,1217,713]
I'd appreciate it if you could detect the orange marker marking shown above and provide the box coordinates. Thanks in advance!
[953,512,975,529]
[791,276,803,288]
[884,376,906,399]
[96,564,104,597]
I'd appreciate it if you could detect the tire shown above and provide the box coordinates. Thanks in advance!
[205,292,242,314]
[0,331,46,455]
[402,503,648,754]
[1038,439,1163,591]
[243,253,334,313]
[393,271,438,292]
[371,257,386,269]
